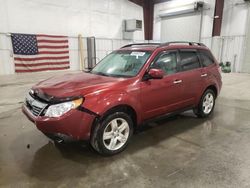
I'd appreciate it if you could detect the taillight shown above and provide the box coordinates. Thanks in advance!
[215,61,222,73]
[217,64,222,73]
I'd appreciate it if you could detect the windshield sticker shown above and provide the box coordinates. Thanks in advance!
[130,52,145,59]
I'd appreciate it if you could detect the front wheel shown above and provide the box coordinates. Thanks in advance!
[194,89,215,118]
[91,112,133,156]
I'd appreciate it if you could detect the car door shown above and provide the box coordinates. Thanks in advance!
[177,49,204,107]
[140,50,184,120]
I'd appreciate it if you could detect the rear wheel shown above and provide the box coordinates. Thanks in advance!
[91,112,133,156]
[194,89,215,118]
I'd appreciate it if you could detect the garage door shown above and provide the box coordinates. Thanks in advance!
[161,12,201,42]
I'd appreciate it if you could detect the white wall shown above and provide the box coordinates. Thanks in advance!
[221,0,248,36]
[0,0,144,75]
[160,12,202,42]
[153,0,216,41]
[153,0,250,73]
[242,3,250,73]
[205,0,249,73]
[0,0,144,39]
[219,0,249,72]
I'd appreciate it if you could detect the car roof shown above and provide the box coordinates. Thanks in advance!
[118,41,209,52]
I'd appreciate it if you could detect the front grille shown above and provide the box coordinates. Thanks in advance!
[31,105,44,116]
[25,94,48,117]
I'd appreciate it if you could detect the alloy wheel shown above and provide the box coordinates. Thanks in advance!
[103,118,130,151]
[202,92,214,114]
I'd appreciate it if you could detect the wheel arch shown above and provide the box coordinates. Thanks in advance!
[90,104,138,140]
[101,104,137,128]
[205,85,218,98]
[195,84,218,107]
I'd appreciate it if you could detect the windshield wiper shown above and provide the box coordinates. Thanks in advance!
[108,74,132,78]
[92,71,132,78]
[83,69,91,73]
[93,72,110,77]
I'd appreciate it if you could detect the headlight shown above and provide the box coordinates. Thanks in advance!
[45,98,83,118]
[29,89,35,95]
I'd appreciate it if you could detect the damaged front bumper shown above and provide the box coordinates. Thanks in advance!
[22,103,97,141]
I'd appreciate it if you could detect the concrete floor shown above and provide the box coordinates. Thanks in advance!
[1,71,250,188]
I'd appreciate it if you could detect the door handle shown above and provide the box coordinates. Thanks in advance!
[201,73,208,77]
[173,80,182,84]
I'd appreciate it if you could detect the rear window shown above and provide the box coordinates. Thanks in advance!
[179,51,200,71]
[199,50,215,67]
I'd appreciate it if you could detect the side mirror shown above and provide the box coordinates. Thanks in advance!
[145,68,164,80]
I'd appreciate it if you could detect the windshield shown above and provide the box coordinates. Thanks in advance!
[91,50,151,77]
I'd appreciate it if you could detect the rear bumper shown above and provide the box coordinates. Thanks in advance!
[22,104,96,141]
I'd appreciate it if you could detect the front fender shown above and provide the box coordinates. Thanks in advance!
[82,91,141,123]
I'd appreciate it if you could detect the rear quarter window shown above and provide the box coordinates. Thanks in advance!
[199,50,215,67]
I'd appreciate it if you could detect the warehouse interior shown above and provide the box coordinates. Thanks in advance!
[1,0,250,187]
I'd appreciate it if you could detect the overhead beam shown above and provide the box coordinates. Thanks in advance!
[212,0,224,36]
[128,0,171,40]
[129,0,154,40]
[128,0,143,6]
[143,0,154,40]
[153,0,171,4]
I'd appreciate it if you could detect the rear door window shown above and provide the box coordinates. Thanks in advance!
[179,51,201,72]
[199,50,215,67]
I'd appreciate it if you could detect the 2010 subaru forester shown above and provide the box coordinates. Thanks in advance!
[22,42,222,155]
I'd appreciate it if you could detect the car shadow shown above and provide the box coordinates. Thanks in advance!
[50,111,206,158]
[12,110,214,181]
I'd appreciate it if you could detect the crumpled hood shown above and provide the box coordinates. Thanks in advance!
[32,72,122,100]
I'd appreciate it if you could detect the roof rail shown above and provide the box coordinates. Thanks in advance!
[159,41,206,47]
[120,41,206,49]
[121,43,161,48]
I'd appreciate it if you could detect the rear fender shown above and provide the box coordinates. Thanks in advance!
[196,82,219,106]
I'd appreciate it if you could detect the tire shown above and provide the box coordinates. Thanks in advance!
[194,89,216,118]
[90,112,133,156]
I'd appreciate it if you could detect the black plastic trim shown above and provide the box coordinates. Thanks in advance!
[29,90,83,104]
[78,106,100,117]
[142,105,194,125]
[121,43,161,48]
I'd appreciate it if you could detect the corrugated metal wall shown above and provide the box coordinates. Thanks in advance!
[0,32,246,74]
[201,35,246,73]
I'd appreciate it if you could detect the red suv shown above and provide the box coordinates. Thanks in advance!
[23,42,222,155]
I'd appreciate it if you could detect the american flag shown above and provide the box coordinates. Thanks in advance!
[11,33,70,73]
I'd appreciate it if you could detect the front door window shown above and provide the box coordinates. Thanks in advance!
[151,52,178,75]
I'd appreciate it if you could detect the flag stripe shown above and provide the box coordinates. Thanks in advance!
[38,51,69,54]
[36,36,68,41]
[37,34,67,38]
[15,53,69,58]
[38,45,69,49]
[39,48,70,52]
[37,39,68,43]
[16,63,69,69]
[37,42,68,46]
[13,59,69,64]
[39,48,69,53]
[15,61,70,67]
[15,66,70,73]
[14,56,69,61]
